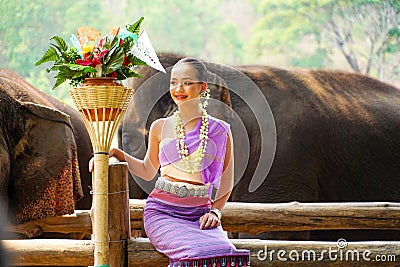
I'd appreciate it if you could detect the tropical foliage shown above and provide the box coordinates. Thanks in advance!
[35,18,147,89]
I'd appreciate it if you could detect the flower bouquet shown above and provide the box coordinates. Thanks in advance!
[36,17,164,121]
[36,17,164,89]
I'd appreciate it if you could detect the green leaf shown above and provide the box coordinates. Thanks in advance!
[48,65,60,72]
[50,36,68,52]
[121,36,136,52]
[49,42,65,56]
[129,71,142,78]
[110,34,120,48]
[53,65,80,79]
[66,64,97,73]
[72,71,85,79]
[103,47,124,74]
[131,56,147,66]
[116,68,142,80]
[35,47,59,66]
[127,17,144,35]
[84,67,97,73]
[54,63,96,74]
[35,36,68,66]
[52,76,67,90]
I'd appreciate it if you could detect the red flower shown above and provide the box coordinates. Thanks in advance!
[97,49,108,58]
[92,57,101,66]
[75,54,92,66]
[123,55,130,66]
[75,53,102,67]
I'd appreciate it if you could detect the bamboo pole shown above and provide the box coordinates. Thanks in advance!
[92,153,110,266]
[108,162,130,267]
[69,83,133,266]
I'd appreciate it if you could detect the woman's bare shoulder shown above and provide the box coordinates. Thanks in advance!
[150,117,173,137]
[150,118,166,133]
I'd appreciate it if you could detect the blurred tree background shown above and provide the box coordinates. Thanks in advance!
[0,0,399,104]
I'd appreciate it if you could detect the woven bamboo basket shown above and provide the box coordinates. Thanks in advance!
[70,83,132,121]
[69,79,134,152]
[69,78,133,266]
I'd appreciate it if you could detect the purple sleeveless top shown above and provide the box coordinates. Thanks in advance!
[159,115,230,195]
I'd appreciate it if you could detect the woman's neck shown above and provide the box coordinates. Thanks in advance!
[177,104,203,125]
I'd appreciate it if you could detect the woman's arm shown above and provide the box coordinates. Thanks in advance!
[200,130,234,229]
[90,119,163,181]
[212,130,234,210]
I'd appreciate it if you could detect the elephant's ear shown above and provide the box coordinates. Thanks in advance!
[21,102,72,126]
[11,102,83,224]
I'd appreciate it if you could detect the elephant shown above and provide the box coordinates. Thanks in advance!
[0,70,91,267]
[119,53,400,241]
[0,69,93,210]
[0,79,82,226]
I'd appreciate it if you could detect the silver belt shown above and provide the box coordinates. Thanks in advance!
[155,177,209,198]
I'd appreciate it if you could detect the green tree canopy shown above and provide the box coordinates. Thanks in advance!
[249,0,400,85]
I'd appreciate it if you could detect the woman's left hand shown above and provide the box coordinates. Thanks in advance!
[199,212,221,230]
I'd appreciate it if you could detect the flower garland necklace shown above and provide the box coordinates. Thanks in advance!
[174,108,209,174]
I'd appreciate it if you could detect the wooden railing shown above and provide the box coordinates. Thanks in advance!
[3,163,400,266]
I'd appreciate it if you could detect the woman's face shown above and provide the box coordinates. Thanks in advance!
[170,63,206,107]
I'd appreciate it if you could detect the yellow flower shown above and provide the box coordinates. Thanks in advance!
[81,43,94,54]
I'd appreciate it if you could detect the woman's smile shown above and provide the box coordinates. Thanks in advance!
[175,94,188,100]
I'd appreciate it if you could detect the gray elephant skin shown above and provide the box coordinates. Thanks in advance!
[119,53,400,241]
[0,69,93,211]
[0,69,94,227]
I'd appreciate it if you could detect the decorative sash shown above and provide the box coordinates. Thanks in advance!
[159,116,230,195]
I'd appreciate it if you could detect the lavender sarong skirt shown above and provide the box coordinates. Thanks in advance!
[144,188,250,267]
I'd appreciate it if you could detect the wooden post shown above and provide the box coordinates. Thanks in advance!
[108,162,131,267]
[92,153,110,266]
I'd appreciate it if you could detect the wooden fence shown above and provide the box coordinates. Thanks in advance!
[3,163,400,266]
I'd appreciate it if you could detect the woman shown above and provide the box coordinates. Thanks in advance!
[94,58,250,266]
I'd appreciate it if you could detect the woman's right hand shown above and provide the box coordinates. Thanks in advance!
[88,148,124,172]
[109,147,120,159]
[88,157,95,172]
[199,212,221,230]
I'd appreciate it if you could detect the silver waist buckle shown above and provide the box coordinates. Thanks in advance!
[155,177,208,198]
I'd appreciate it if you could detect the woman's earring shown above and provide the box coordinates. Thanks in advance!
[200,87,210,109]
